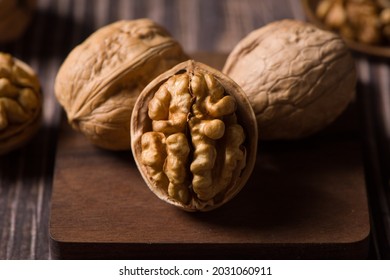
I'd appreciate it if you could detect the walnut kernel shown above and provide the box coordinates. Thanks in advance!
[316,0,390,45]
[0,52,42,155]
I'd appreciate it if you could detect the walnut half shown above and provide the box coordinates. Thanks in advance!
[131,60,258,211]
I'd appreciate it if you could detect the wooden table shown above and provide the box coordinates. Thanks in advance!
[0,0,389,259]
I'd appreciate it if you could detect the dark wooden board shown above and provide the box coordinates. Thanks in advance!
[49,54,370,259]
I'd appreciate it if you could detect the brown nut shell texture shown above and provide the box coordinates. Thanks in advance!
[131,60,258,211]
[0,0,37,43]
[0,52,42,155]
[223,19,356,140]
[55,19,188,150]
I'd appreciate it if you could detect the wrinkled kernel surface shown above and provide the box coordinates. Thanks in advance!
[140,72,246,205]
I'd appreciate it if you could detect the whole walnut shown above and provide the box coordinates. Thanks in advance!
[223,19,356,140]
[131,60,258,211]
[55,19,188,150]
[0,52,42,155]
[0,0,37,43]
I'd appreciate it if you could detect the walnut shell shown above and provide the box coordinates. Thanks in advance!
[131,60,258,211]
[223,19,356,140]
[0,52,42,155]
[0,0,36,43]
[55,19,188,150]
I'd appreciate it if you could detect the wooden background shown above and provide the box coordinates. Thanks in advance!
[0,0,389,259]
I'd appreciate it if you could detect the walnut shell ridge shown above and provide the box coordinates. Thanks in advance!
[55,19,188,150]
[223,19,357,140]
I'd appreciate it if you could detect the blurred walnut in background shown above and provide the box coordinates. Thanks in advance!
[0,0,37,43]
[316,0,390,45]
[0,52,42,155]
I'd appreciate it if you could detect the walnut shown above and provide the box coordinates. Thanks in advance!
[223,19,356,140]
[55,19,188,150]
[315,0,390,45]
[131,60,258,211]
[0,0,37,43]
[0,52,41,155]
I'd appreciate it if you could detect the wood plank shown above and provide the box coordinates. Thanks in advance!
[49,53,370,259]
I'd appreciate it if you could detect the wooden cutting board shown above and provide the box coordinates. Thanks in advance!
[49,53,370,259]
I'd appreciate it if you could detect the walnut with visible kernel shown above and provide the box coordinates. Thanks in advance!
[0,52,42,155]
[131,60,258,211]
